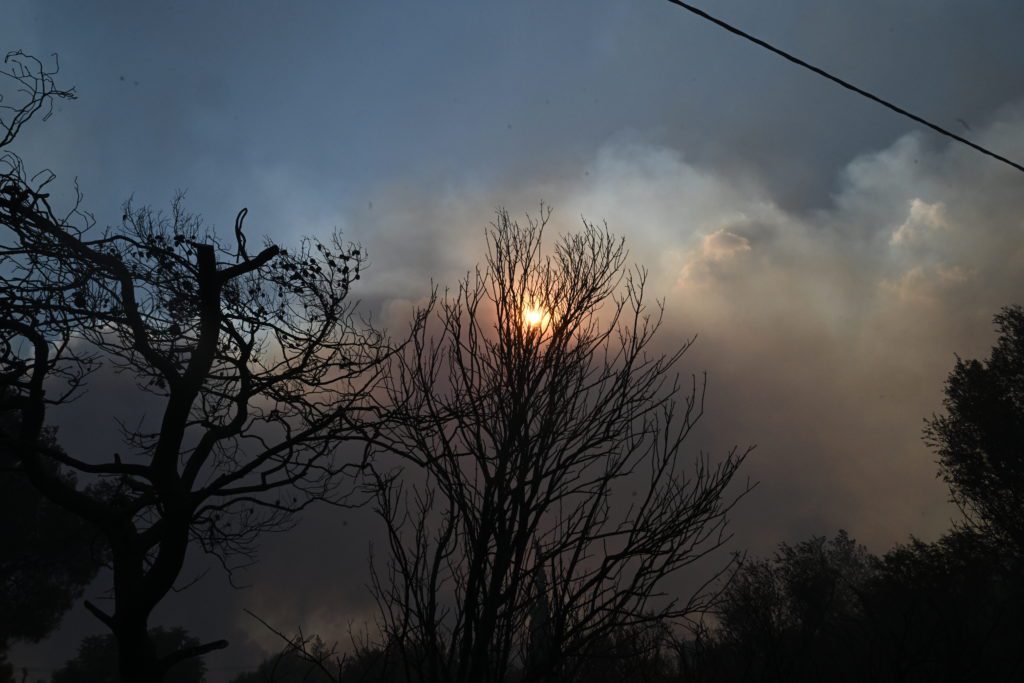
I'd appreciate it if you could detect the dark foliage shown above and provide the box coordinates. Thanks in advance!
[228,638,408,683]
[926,305,1024,550]
[698,529,1024,683]
[52,627,206,683]
[711,531,873,682]
[0,415,102,650]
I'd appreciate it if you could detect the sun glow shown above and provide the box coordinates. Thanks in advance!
[522,303,551,329]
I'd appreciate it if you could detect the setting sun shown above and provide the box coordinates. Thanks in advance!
[522,304,550,329]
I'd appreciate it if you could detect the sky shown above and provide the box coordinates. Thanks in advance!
[5,1,1024,678]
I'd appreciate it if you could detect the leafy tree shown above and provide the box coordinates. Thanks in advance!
[227,635,338,683]
[715,531,874,683]
[0,410,103,664]
[0,52,396,681]
[369,208,750,683]
[692,308,1024,683]
[567,622,680,683]
[860,530,1023,682]
[926,304,1024,551]
[228,637,408,683]
[52,628,205,683]
[705,529,1024,683]
[774,531,872,645]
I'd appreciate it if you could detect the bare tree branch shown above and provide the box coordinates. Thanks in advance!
[0,52,401,682]
[368,208,753,683]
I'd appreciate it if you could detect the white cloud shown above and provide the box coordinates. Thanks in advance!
[703,228,752,261]
[890,198,949,247]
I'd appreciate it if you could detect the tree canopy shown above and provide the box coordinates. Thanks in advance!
[53,628,206,683]
[927,305,1024,550]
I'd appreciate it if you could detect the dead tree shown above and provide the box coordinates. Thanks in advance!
[0,51,396,682]
[369,208,751,683]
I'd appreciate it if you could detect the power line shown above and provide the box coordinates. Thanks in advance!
[663,0,1024,175]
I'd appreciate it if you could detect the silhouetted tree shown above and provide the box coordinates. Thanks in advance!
[926,304,1024,552]
[229,626,409,683]
[52,627,205,683]
[568,621,679,683]
[369,209,750,683]
[0,407,103,670]
[700,528,1024,683]
[0,52,396,681]
[680,308,1024,683]
[859,529,1023,682]
[227,640,336,683]
[715,530,872,683]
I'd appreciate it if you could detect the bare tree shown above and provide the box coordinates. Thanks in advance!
[369,208,751,683]
[0,52,396,681]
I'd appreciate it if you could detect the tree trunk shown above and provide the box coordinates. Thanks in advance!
[115,612,161,683]
[108,521,190,683]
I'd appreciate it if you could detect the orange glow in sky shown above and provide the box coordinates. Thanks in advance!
[522,304,550,329]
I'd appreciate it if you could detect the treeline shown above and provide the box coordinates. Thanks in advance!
[36,525,1024,683]
[221,536,1021,683]
[690,305,1024,682]
[701,528,1022,682]
[219,531,1021,683]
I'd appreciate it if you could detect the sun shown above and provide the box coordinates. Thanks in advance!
[522,303,551,329]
